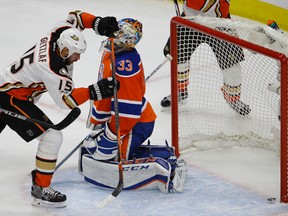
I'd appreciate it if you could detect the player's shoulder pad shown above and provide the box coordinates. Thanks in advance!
[115,49,141,78]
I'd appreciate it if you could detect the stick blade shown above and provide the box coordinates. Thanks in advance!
[96,194,116,208]
[166,54,173,61]
[54,107,81,130]
[96,182,123,208]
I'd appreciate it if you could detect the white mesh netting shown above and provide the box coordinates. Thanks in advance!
[174,16,287,152]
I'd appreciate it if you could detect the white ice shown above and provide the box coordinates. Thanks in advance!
[0,0,288,215]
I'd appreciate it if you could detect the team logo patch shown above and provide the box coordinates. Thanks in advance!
[27,129,34,137]
[70,34,79,41]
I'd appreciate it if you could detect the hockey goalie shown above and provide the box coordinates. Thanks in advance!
[79,136,186,193]
[78,18,187,193]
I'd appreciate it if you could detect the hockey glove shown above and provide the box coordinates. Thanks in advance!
[88,77,120,101]
[93,16,119,37]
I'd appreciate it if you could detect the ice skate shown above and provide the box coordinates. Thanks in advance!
[31,170,66,208]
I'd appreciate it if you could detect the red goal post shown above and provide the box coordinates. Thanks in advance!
[169,16,288,203]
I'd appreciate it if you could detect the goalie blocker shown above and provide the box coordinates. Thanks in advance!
[78,142,187,193]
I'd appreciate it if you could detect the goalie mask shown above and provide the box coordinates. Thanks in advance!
[115,18,142,50]
[99,18,142,53]
[57,28,87,59]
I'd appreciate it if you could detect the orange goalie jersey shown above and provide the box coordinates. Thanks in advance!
[89,48,156,137]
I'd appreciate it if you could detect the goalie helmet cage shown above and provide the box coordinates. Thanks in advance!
[169,16,288,203]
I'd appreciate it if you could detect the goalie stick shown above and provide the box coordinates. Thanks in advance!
[0,107,81,131]
[145,54,173,82]
[96,38,124,208]
[96,48,173,208]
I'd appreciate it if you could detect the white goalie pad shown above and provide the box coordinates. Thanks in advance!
[170,159,187,192]
[82,155,172,193]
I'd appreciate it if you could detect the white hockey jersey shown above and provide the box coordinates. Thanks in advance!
[0,11,98,109]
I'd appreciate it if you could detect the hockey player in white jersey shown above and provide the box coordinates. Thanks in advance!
[0,10,119,208]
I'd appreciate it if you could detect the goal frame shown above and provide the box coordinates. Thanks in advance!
[170,16,288,203]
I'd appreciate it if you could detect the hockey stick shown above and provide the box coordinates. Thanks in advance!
[161,1,180,64]
[145,54,173,82]
[54,139,84,172]
[173,0,181,16]
[96,38,124,208]
[0,106,81,131]
[54,129,104,172]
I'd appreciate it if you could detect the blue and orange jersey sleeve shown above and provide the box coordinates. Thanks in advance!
[90,49,156,136]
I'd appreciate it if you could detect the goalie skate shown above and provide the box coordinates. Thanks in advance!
[161,92,188,112]
[31,170,66,208]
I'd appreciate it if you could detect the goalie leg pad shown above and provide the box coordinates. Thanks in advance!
[82,155,174,192]
[78,130,105,174]
[133,142,175,161]
[94,126,118,161]
[83,123,118,161]
[169,159,187,193]
[133,141,180,171]
[78,145,96,174]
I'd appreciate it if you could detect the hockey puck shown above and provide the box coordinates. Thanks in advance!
[267,198,276,204]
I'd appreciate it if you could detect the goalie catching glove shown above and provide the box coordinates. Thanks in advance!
[93,16,119,37]
[88,77,120,101]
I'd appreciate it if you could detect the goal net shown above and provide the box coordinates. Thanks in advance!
[169,16,288,202]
